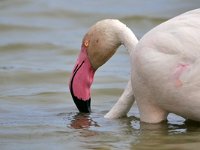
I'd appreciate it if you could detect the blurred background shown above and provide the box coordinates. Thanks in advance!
[0,0,200,150]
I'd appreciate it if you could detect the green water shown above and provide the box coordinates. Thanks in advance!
[0,0,200,149]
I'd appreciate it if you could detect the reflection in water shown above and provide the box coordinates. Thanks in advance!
[184,120,200,132]
[131,118,200,149]
[67,112,200,133]
[139,118,200,134]
[69,113,100,129]
[67,113,200,149]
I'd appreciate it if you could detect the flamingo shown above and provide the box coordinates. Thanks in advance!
[69,9,200,123]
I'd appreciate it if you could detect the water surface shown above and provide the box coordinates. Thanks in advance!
[0,0,200,150]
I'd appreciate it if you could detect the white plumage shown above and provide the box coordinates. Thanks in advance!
[70,9,200,123]
[105,9,200,123]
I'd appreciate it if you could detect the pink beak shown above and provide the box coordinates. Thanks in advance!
[69,46,95,113]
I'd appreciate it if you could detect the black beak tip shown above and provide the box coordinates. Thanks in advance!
[73,97,91,113]
[69,83,91,113]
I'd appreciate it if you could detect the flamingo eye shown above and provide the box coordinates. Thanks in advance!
[84,40,90,47]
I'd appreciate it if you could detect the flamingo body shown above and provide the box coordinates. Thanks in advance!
[69,9,200,123]
[131,9,200,122]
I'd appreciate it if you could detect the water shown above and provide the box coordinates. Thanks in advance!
[0,0,200,149]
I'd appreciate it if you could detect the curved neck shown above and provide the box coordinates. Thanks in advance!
[118,25,138,54]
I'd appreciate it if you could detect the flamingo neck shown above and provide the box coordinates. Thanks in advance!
[118,25,138,54]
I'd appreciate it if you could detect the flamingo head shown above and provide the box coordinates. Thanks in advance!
[69,19,125,113]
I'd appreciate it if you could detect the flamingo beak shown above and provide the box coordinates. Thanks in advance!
[71,92,91,113]
[69,46,95,113]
